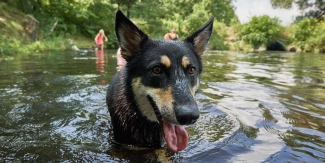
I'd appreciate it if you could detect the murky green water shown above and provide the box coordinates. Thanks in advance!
[0,50,324,162]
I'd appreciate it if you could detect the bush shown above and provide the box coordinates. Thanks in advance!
[209,21,229,50]
[238,15,282,50]
[289,18,325,52]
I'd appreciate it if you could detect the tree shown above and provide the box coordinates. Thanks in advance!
[111,0,137,18]
[206,0,238,26]
[3,0,238,49]
[271,0,325,20]
[131,0,238,38]
[238,15,282,50]
[289,18,325,52]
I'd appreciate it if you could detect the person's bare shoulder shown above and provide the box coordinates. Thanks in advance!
[164,33,170,40]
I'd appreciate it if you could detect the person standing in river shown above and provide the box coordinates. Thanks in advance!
[164,28,179,40]
[94,29,108,50]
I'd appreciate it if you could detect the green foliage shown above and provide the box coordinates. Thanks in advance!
[0,33,70,56]
[206,0,239,26]
[85,2,116,37]
[271,0,325,21]
[209,21,229,50]
[238,15,282,49]
[183,1,211,36]
[2,0,238,53]
[131,0,166,38]
[20,41,47,53]
[128,0,238,44]
[290,18,316,49]
[105,32,119,49]
[289,18,325,52]
[271,0,293,9]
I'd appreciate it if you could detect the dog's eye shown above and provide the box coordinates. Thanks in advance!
[188,67,196,74]
[152,66,162,74]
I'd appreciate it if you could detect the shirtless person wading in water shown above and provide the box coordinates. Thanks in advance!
[164,29,179,40]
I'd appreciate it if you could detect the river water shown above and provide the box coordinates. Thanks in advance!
[0,50,324,162]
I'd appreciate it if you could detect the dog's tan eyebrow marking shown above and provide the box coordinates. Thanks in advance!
[182,56,190,68]
[161,55,171,68]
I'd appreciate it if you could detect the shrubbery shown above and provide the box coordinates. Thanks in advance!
[2,1,325,55]
[289,18,325,52]
[0,38,68,56]
[237,15,282,50]
[209,21,229,50]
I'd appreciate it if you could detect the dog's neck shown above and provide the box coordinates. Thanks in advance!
[108,71,164,148]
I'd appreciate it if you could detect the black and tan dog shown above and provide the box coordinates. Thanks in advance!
[106,10,213,152]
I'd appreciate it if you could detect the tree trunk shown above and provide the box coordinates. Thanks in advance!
[127,0,131,18]
[22,14,39,41]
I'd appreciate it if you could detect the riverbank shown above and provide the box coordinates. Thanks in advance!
[1,1,324,62]
[0,2,93,60]
[0,1,257,59]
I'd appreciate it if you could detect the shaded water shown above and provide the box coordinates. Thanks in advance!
[0,50,324,162]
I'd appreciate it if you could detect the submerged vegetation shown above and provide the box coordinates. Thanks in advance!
[0,0,325,60]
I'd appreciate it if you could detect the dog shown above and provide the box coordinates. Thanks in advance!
[106,10,213,152]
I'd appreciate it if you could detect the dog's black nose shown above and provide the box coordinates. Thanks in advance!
[175,105,200,125]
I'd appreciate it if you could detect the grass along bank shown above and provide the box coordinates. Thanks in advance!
[0,2,93,61]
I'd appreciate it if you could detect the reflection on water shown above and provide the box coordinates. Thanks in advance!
[95,50,105,73]
[95,50,107,85]
[0,51,324,162]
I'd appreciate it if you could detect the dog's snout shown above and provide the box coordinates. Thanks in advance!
[175,105,200,125]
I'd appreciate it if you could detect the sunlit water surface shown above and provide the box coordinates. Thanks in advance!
[0,50,324,162]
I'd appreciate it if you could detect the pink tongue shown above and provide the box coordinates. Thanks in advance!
[163,120,188,152]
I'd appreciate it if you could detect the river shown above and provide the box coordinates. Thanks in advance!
[0,50,324,162]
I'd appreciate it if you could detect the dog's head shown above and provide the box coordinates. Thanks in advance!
[115,10,213,152]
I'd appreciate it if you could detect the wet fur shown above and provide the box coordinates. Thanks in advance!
[106,10,213,149]
[107,71,163,146]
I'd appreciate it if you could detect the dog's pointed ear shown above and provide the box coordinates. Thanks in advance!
[184,17,214,57]
[115,10,148,61]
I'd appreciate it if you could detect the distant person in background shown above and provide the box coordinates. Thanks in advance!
[94,29,108,50]
[164,29,179,40]
[116,46,127,71]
